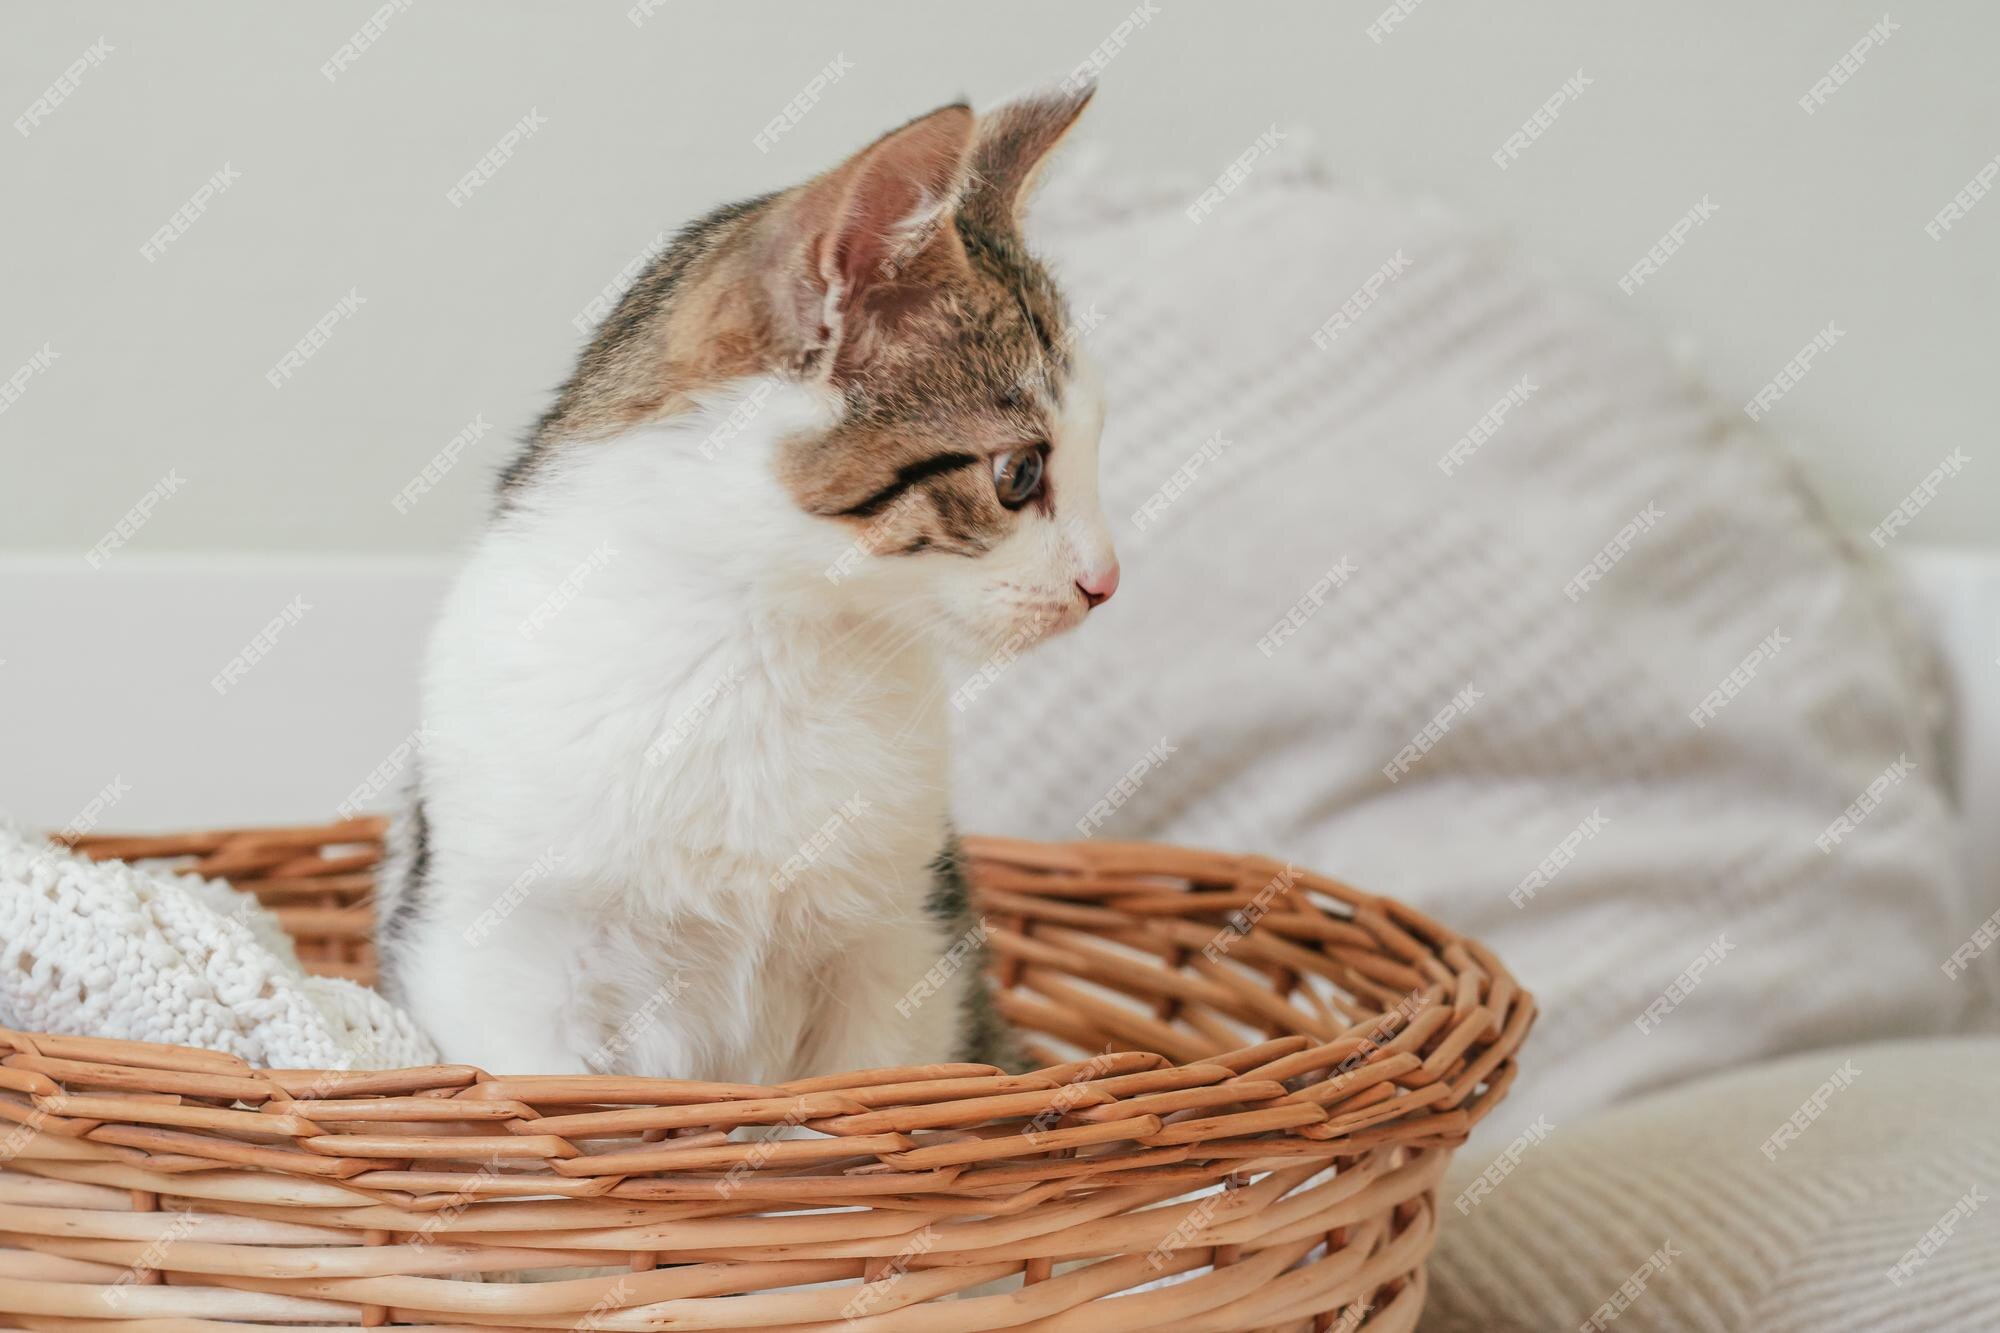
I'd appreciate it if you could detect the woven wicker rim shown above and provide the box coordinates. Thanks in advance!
[0,818,1534,1331]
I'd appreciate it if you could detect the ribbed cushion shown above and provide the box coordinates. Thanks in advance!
[954,152,1984,1139]
[1422,1037,2000,1331]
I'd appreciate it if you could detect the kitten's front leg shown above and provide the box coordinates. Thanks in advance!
[796,911,972,1079]
[393,897,595,1076]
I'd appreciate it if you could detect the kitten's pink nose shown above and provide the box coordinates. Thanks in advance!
[1076,563,1120,609]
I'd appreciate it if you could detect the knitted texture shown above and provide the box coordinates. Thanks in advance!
[957,148,1982,1139]
[1423,1037,2000,1332]
[0,824,434,1069]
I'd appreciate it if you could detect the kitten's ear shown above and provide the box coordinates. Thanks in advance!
[964,81,1095,227]
[763,102,975,374]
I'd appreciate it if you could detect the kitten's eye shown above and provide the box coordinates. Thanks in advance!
[992,445,1046,510]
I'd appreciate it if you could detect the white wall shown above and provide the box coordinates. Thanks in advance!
[2,0,1995,556]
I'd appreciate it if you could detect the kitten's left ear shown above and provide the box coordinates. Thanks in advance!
[964,81,1096,227]
[762,102,976,375]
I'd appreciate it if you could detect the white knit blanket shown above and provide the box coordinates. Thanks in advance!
[0,823,434,1069]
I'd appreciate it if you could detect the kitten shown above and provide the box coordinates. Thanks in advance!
[374,88,1118,1083]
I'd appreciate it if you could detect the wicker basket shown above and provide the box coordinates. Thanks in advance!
[0,818,1532,1331]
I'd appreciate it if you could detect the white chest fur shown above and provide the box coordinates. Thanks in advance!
[381,387,969,1083]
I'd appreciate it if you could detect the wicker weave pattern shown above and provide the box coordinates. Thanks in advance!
[0,820,1532,1330]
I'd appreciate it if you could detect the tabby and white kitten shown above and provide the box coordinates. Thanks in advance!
[376,89,1117,1082]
